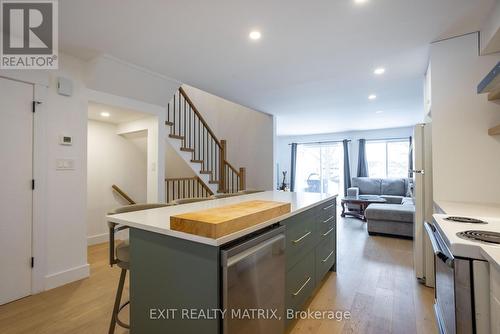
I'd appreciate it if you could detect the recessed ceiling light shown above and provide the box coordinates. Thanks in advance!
[375,110,384,114]
[354,0,368,4]
[374,67,386,75]
[368,94,377,100]
[249,31,261,40]
[100,111,110,117]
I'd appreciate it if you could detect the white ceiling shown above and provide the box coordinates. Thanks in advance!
[62,0,495,135]
[87,102,149,125]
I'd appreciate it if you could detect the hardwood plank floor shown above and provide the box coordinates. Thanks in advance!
[289,216,437,334]
[0,215,437,334]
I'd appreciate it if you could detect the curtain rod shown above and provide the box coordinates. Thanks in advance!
[365,137,411,142]
[288,139,351,145]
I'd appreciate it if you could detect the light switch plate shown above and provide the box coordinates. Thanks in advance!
[56,159,75,170]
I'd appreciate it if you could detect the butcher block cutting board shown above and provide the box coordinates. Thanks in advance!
[170,200,291,239]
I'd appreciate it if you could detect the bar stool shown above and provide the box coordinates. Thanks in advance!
[237,189,264,195]
[107,203,169,334]
[172,197,213,205]
[210,192,241,199]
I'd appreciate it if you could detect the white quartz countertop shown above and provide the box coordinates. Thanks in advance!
[434,200,500,218]
[107,191,337,246]
[433,200,500,269]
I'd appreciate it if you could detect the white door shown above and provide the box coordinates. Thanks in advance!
[0,77,33,304]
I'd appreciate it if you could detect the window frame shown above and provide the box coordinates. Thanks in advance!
[366,138,410,179]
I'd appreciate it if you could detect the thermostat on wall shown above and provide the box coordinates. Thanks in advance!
[57,77,73,97]
[59,135,73,146]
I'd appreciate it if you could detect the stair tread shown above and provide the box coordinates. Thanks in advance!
[169,134,185,139]
[191,159,203,163]
[165,121,174,126]
[200,170,212,174]
[180,147,195,152]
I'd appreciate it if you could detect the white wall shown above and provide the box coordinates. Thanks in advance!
[276,126,414,188]
[85,55,181,107]
[165,140,196,178]
[116,117,162,202]
[181,85,275,190]
[87,120,147,245]
[0,53,172,292]
[431,33,500,204]
[480,0,500,55]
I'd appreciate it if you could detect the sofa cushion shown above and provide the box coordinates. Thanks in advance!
[381,178,407,196]
[351,177,381,195]
[380,195,404,204]
[402,197,414,206]
[365,204,415,223]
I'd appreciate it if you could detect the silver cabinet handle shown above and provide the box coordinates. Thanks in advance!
[322,251,334,263]
[323,204,335,210]
[322,228,334,237]
[292,277,311,297]
[323,216,334,223]
[293,231,311,244]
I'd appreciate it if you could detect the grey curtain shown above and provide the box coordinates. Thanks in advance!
[290,143,297,192]
[343,140,351,196]
[408,136,413,178]
[357,139,368,177]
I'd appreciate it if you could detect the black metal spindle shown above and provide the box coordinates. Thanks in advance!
[173,94,176,135]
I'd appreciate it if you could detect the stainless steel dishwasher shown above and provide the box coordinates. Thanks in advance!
[221,225,285,334]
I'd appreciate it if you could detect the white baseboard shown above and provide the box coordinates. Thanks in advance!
[87,233,108,245]
[87,230,128,246]
[45,264,90,290]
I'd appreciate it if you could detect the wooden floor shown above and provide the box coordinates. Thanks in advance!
[0,215,436,334]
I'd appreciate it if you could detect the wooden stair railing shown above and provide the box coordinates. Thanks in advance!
[111,184,136,205]
[165,176,214,203]
[166,86,246,193]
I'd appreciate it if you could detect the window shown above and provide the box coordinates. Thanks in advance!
[294,143,344,195]
[366,140,409,178]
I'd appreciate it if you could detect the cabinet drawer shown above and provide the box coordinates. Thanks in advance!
[315,231,335,285]
[284,213,316,271]
[313,200,336,220]
[316,213,336,236]
[286,250,315,325]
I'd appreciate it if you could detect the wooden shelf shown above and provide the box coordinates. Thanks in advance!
[488,88,500,101]
[488,124,500,136]
[478,62,500,94]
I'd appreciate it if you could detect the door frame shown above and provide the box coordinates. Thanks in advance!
[0,74,48,294]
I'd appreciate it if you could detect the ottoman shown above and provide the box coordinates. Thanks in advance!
[365,203,415,238]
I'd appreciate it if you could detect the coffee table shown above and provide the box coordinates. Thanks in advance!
[340,195,387,222]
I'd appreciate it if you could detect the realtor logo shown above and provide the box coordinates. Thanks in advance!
[1,0,58,69]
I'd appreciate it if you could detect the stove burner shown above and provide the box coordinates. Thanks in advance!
[456,230,500,245]
[445,216,488,224]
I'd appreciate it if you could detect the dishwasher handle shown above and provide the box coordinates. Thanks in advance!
[225,234,285,267]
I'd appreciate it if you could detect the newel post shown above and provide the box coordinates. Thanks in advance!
[219,140,227,193]
[239,167,246,191]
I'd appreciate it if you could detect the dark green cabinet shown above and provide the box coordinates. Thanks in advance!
[282,198,337,328]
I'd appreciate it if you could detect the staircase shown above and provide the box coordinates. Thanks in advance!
[165,87,246,202]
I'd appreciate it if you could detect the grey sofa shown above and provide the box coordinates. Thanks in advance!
[347,177,415,238]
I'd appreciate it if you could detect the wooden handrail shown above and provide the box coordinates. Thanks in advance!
[111,184,136,205]
[179,86,221,148]
[166,87,247,194]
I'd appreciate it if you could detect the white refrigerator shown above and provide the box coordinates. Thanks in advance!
[412,123,435,287]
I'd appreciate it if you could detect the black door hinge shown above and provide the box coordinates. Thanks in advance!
[31,257,34,268]
[32,179,35,190]
[32,100,41,113]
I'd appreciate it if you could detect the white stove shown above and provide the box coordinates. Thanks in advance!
[433,214,500,260]
[427,214,500,334]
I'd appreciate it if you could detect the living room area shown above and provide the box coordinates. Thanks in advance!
[276,125,417,237]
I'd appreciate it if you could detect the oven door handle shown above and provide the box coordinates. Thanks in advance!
[424,222,454,268]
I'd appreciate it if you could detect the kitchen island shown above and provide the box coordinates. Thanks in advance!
[107,191,337,334]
